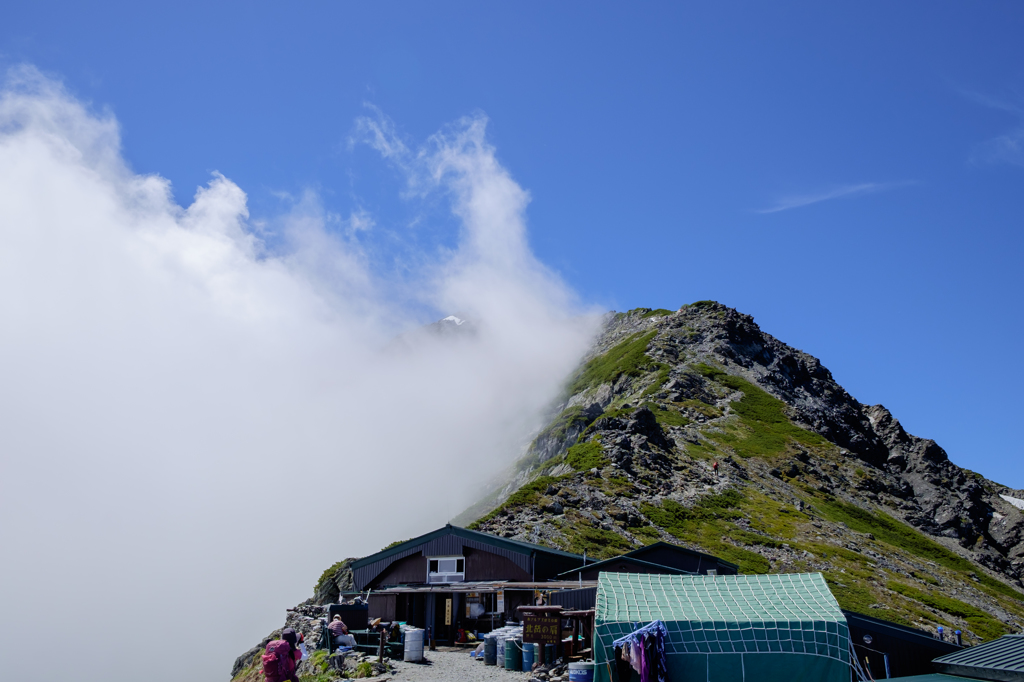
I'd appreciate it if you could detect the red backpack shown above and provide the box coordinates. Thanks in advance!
[261,640,294,682]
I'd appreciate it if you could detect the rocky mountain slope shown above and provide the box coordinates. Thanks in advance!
[465,301,1024,643]
[236,302,1024,680]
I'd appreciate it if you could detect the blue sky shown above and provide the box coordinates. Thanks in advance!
[3,1,1023,489]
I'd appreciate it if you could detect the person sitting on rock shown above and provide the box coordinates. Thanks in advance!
[329,615,357,648]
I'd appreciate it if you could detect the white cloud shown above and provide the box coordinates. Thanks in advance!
[0,66,599,682]
[755,182,898,214]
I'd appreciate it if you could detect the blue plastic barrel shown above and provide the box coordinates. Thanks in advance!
[522,641,535,670]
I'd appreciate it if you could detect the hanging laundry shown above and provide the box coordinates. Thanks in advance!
[611,621,667,682]
[629,638,643,676]
[614,645,633,682]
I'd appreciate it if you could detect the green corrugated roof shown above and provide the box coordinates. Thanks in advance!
[884,671,978,675]
[350,524,584,569]
[933,634,1024,681]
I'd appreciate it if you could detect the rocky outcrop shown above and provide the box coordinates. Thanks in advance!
[313,558,357,605]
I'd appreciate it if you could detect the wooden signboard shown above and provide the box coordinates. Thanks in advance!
[445,598,452,625]
[523,615,561,644]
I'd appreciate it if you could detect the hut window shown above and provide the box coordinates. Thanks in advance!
[427,556,465,583]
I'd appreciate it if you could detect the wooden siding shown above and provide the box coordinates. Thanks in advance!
[465,547,532,582]
[368,593,397,622]
[353,544,425,590]
[369,554,428,588]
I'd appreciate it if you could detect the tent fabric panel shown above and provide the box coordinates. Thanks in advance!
[594,652,851,682]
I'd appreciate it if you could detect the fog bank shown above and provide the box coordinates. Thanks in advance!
[0,67,598,682]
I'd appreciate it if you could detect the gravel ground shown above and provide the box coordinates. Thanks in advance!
[379,649,534,682]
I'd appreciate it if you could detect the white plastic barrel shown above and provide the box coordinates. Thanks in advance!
[403,628,424,662]
[496,635,506,668]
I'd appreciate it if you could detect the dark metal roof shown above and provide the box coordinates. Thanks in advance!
[623,541,740,571]
[933,634,1024,682]
[351,524,584,570]
[555,554,697,578]
[350,524,585,590]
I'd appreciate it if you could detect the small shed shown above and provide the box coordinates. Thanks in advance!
[623,541,739,575]
[594,572,851,682]
[844,609,961,678]
[558,541,739,583]
[931,634,1024,682]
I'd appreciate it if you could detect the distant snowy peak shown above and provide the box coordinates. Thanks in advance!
[387,314,476,351]
[426,314,474,336]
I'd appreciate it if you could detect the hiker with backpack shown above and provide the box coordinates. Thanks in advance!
[261,627,303,682]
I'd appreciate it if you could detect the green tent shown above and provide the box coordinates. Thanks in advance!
[594,572,851,682]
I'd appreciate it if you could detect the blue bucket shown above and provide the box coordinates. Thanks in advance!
[568,662,594,682]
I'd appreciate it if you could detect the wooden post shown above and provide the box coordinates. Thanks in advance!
[571,616,579,657]
[378,629,385,664]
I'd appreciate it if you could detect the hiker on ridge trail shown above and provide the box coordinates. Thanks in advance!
[712,460,719,478]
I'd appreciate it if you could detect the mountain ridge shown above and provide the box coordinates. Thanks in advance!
[461,301,1024,642]
[244,301,1024,681]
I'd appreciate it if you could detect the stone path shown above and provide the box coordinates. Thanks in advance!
[372,649,533,682]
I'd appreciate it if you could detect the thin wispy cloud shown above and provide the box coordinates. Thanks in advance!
[755,182,897,214]
[961,89,1024,168]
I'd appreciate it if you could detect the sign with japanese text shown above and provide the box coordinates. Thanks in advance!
[523,615,561,644]
[445,598,452,625]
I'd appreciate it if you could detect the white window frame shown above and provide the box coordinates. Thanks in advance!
[426,556,465,584]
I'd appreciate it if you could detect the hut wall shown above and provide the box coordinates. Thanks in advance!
[370,554,428,588]
[465,547,532,582]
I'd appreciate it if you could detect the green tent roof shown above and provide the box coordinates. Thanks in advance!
[594,572,851,682]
